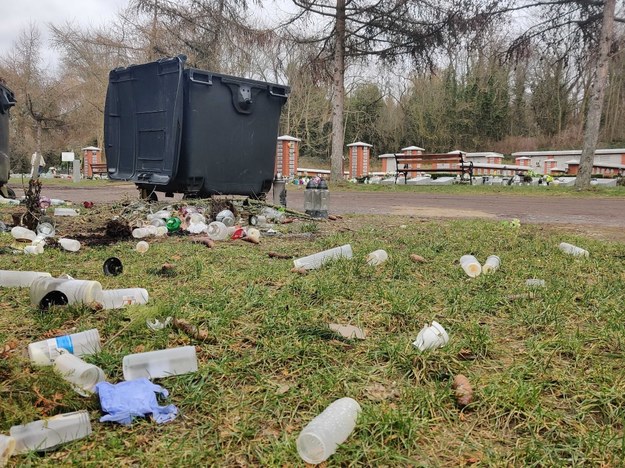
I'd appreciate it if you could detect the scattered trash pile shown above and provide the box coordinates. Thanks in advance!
[0,204,593,465]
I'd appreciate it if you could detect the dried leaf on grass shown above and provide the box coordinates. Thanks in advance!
[365,383,400,401]
[328,323,366,340]
[410,254,427,263]
[192,237,215,248]
[268,251,293,259]
[33,385,64,416]
[291,267,308,275]
[452,374,474,407]
[173,318,211,342]
[0,339,18,358]
[275,384,291,395]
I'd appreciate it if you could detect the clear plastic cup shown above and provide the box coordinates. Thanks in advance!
[482,255,501,274]
[460,255,481,277]
[10,411,92,453]
[58,238,81,252]
[559,242,589,257]
[0,435,15,465]
[101,288,149,309]
[53,350,106,396]
[28,329,101,366]
[136,241,149,253]
[11,226,36,242]
[293,245,353,270]
[0,270,52,287]
[366,249,388,266]
[122,346,198,380]
[206,221,229,241]
[297,398,361,464]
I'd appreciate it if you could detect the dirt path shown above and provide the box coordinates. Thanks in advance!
[8,182,625,238]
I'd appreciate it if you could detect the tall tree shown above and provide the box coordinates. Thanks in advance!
[286,0,505,181]
[575,0,616,189]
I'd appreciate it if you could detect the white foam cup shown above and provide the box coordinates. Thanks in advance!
[413,321,449,351]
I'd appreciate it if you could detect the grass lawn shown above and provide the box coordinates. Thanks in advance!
[1,205,625,466]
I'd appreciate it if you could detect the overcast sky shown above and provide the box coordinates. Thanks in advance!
[0,0,130,66]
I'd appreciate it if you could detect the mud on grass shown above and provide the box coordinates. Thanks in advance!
[1,208,625,465]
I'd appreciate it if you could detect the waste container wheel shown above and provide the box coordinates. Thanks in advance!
[139,187,158,202]
[0,186,15,199]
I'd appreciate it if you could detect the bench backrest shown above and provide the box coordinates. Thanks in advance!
[395,152,466,170]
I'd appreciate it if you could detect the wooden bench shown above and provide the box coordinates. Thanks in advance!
[89,163,108,177]
[394,151,473,184]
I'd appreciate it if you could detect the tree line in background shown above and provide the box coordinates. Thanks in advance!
[0,0,623,185]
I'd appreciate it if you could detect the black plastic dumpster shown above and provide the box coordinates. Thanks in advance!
[0,82,16,198]
[104,55,290,199]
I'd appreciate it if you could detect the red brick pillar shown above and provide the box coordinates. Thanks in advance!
[81,146,102,178]
[276,135,300,178]
[347,142,373,178]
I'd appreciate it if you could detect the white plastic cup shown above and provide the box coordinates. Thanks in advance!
[482,255,501,274]
[101,288,149,310]
[0,270,51,287]
[0,435,15,466]
[53,350,106,396]
[28,329,101,366]
[132,227,150,239]
[365,249,388,266]
[216,210,235,226]
[10,226,36,242]
[293,244,353,270]
[36,222,55,237]
[526,278,546,288]
[10,410,92,453]
[54,207,79,217]
[189,213,206,224]
[122,346,198,380]
[412,321,449,351]
[23,245,44,255]
[136,241,149,253]
[150,218,167,228]
[206,221,229,241]
[559,242,589,257]
[296,397,361,464]
[30,277,104,309]
[58,238,81,252]
[245,227,261,243]
[155,226,168,237]
[149,210,171,221]
[187,222,208,234]
[460,255,481,278]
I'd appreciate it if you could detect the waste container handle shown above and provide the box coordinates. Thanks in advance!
[269,86,288,99]
[189,70,213,85]
[0,89,16,112]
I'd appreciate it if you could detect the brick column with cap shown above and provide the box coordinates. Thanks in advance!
[347,142,373,178]
[276,135,301,178]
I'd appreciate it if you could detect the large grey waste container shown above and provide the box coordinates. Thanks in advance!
[104,55,290,199]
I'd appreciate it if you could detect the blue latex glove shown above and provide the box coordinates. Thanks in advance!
[95,379,178,425]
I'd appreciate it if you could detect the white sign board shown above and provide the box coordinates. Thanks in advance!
[61,152,75,162]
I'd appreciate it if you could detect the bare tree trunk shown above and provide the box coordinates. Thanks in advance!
[330,0,346,182]
[575,0,615,189]
[33,121,43,180]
